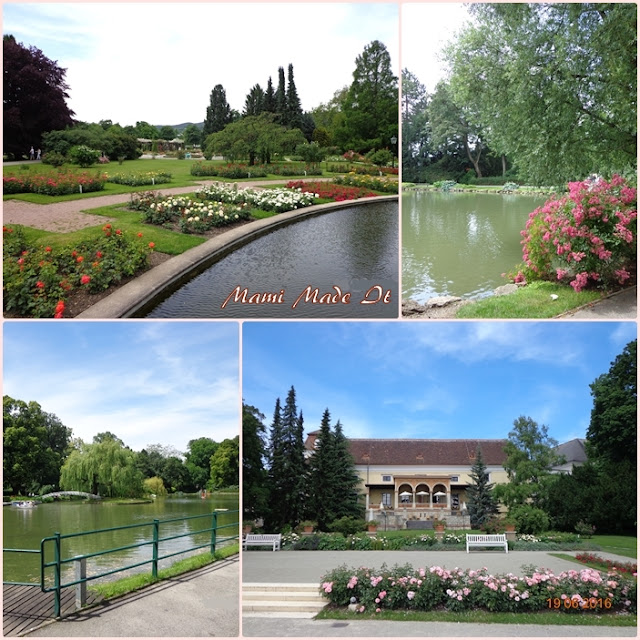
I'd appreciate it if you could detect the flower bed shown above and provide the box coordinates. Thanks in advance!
[575,553,637,575]
[518,174,636,291]
[320,563,637,615]
[332,173,398,194]
[128,192,250,234]
[286,180,377,201]
[3,171,107,196]
[3,224,152,318]
[107,171,172,186]
[195,184,317,212]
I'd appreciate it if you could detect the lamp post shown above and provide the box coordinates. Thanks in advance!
[390,136,397,168]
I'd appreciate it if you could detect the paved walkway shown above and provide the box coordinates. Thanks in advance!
[556,286,636,319]
[2,178,333,233]
[242,550,636,637]
[24,556,239,637]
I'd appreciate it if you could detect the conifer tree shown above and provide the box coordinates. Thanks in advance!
[263,77,276,113]
[466,447,498,528]
[308,409,338,529]
[285,63,303,129]
[202,84,232,140]
[331,420,362,520]
[244,84,265,117]
[275,66,286,123]
[266,387,307,529]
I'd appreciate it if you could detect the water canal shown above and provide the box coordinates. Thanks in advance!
[402,191,547,302]
[144,200,398,318]
[3,493,238,586]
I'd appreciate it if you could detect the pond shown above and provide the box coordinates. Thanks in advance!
[3,493,238,586]
[402,191,547,302]
[143,200,398,318]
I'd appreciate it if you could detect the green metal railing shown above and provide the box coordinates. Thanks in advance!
[3,548,41,586]
[4,510,239,618]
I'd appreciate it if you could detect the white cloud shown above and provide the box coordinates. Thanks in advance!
[5,3,399,124]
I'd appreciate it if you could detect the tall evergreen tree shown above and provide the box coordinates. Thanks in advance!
[244,84,265,117]
[264,77,276,113]
[285,63,303,129]
[275,66,286,123]
[266,388,307,529]
[308,409,337,529]
[465,447,499,528]
[202,84,232,140]
[331,420,362,520]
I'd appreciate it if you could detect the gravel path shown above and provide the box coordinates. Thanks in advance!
[2,179,332,233]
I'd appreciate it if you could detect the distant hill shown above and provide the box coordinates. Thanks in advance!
[156,122,204,133]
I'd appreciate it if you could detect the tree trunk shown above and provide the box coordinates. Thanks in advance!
[464,137,483,178]
[502,154,507,177]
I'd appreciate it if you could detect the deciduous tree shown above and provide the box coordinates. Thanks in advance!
[242,403,269,520]
[3,35,75,159]
[587,340,636,465]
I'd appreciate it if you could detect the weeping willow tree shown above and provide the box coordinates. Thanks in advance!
[60,438,143,498]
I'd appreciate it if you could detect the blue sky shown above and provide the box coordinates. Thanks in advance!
[2,3,399,125]
[242,321,636,445]
[3,322,240,453]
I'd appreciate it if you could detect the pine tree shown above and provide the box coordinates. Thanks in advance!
[285,63,303,130]
[202,84,232,140]
[265,397,284,530]
[466,447,498,528]
[275,66,286,124]
[264,77,276,113]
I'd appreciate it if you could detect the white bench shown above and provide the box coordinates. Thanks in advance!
[466,534,508,553]
[243,533,282,551]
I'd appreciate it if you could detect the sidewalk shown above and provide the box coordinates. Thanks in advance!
[242,550,637,637]
[556,286,636,319]
[24,556,239,637]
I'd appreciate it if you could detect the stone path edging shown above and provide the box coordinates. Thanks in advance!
[77,195,398,318]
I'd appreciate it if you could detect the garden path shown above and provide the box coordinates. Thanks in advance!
[2,179,333,233]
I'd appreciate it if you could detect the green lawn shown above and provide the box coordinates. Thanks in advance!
[316,607,637,627]
[456,281,604,319]
[592,535,638,559]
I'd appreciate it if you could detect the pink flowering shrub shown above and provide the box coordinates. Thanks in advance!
[319,563,637,614]
[518,175,636,292]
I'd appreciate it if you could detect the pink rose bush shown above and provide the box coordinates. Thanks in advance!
[517,175,636,292]
[319,563,636,615]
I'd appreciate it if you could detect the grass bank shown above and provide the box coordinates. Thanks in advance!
[89,544,238,601]
[456,281,604,318]
[316,607,637,627]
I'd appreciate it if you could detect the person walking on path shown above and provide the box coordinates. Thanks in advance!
[36,149,41,160]
[29,146,35,160]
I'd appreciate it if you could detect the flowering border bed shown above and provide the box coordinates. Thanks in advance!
[106,171,172,186]
[3,171,107,196]
[320,563,636,615]
[196,184,317,212]
[286,180,377,201]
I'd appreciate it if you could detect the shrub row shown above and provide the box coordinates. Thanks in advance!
[332,173,398,194]
[196,184,317,212]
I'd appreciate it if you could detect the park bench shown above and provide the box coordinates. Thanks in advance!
[243,533,282,551]
[466,533,508,553]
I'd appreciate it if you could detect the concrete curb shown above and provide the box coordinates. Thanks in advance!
[76,196,398,318]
